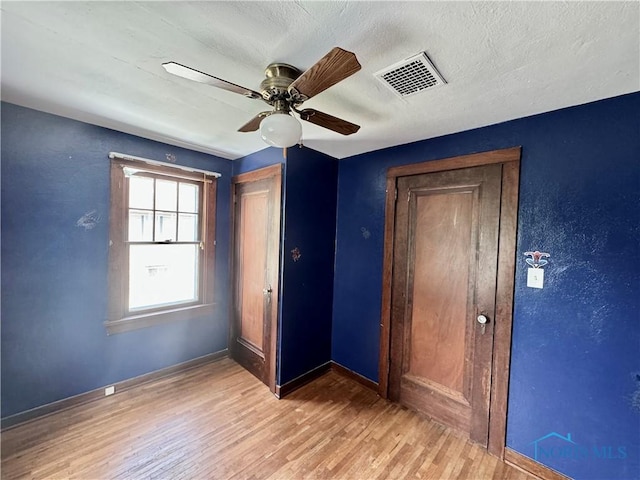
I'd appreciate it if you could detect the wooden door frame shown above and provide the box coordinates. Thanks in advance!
[378,147,521,458]
[230,164,282,394]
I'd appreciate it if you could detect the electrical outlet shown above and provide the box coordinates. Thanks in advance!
[105,385,115,396]
[527,267,544,289]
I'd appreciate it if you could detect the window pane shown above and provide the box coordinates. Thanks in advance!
[128,210,153,241]
[179,183,199,213]
[155,212,177,242]
[178,213,199,242]
[156,179,177,211]
[129,176,154,209]
[129,244,199,310]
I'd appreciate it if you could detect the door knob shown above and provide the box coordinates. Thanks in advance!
[477,314,488,324]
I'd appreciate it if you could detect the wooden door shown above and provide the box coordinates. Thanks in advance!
[230,165,281,392]
[389,164,502,447]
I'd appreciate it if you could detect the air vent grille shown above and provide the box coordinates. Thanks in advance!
[374,52,446,98]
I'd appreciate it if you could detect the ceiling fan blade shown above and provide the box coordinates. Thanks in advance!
[237,112,271,132]
[298,109,360,136]
[288,47,361,100]
[162,62,262,99]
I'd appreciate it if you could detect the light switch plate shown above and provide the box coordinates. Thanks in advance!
[527,268,544,289]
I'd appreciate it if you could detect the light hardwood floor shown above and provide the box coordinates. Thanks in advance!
[1,358,533,479]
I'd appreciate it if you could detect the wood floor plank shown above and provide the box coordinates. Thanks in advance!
[1,358,534,479]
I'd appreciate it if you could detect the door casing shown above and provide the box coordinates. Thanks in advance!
[378,147,521,458]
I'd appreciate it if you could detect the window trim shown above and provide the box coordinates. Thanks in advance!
[106,158,217,335]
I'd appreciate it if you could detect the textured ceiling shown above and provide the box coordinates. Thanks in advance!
[2,1,638,160]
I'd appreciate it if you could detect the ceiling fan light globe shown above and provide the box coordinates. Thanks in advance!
[260,112,302,148]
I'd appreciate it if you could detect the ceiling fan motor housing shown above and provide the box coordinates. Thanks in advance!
[260,63,302,103]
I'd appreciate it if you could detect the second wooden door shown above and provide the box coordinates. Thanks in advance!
[389,164,502,446]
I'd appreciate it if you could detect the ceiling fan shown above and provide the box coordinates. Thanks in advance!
[162,47,361,148]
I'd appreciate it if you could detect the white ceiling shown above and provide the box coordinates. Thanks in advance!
[2,1,638,160]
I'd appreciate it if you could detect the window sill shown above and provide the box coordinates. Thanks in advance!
[105,303,216,335]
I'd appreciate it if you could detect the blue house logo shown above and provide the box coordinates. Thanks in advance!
[530,432,627,461]
[530,432,576,461]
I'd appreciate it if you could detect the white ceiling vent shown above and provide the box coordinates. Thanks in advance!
[374,52,446,98]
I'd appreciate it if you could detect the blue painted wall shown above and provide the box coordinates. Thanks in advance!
[233,146,284,175]
[332,92,640,479]
[277,147,337,384]
[1,103,233,418]
[233,146,338,385]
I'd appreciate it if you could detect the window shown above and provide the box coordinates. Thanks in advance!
[106,157,217,334]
